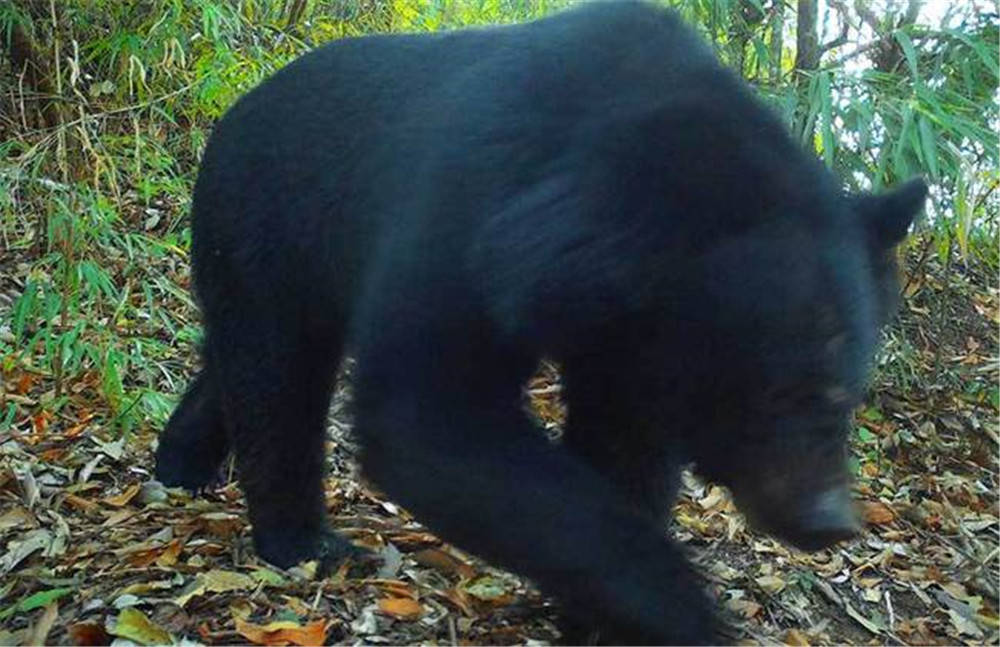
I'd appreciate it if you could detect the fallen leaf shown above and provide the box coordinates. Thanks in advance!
[377,543,403,578]
[101,509,136,527]
[199,512,242,537]
[844,602,884,635]
[443,587,475,616]
[709,560,741,581]
[463,575,515,604]
[412,548,476,578]
[234,617,328,646]
[26,602,58,646]
[783,628,810,646]
[0,587,72,621]
[725,598,762,618]
[203,569,256,592]
[16,373,34,394]
[105,483,141,507]
[387,531,441,549]
[2,528,52,571]
[118,580,179,596]
[0,506,35,532]
[109,607,173,645]
[175,569,256,607]
[251,568,288,587]
[948,609,985,638]
[68,621,110,646]
[370,580,417,599]
[377,597,423,620]
[861,501,896,525]
[976,610,999,630]
[155,539,183,567]
[63,494,99,513]
[755,574,786,594]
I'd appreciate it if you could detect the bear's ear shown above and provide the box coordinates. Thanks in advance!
[856,178,928,248]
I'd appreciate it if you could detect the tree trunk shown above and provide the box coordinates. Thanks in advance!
[794,0,820,72]
[5,6,59,129]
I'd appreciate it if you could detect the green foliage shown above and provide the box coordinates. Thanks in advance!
[0,0,996,438]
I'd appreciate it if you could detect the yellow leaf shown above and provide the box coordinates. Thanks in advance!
[783,628,810,646]
[755,575,786,594]
[175,569,255,607]
[155,539,182,567]
[105,483,141,507]
[109,608,172,646]
[203,569,256,593]
[725,598,762,618]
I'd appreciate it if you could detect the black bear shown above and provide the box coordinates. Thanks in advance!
[155,1,927,643]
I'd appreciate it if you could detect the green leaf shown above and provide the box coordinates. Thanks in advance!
[893,103,915,178]
[0,588,73,620]
[819,71,834,167]
[893,30,920,81]
[917,114,939,179]
[943,27,999,77]
[857,427,876,443]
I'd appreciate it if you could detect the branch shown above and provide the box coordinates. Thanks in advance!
[820,19,850,54]
[824,32,934,69]
[821,0,853,53]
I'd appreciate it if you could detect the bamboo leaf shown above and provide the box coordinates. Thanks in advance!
[917,114,940,179]
[893,30,920,81]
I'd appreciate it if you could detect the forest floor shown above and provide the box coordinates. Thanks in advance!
[0,244,997,646]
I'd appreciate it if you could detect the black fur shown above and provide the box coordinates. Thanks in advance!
[156,3,926,643]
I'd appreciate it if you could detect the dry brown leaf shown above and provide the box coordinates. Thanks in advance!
[234,617,329,646]
[101,509,136,527]
[125,547,161,568]
[155,539,183,567]
[388,530,441,549]
[412,548,476,578]
[861,501,896,525]
[370,580,417,599]
[0,506,35,532]
[377,597,423,620]
[105,483,141,507]
[63,494,99,513]
[26,602,58,646]
[783,628,810,646]
[67,621,110,646]
[15,373,34,394]
[199,512,242,537]
[443,587,475,616]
